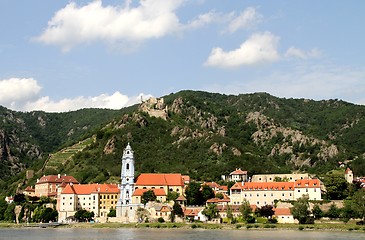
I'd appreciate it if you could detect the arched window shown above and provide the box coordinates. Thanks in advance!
[126,163,130,170]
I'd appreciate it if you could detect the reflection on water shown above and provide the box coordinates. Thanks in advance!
[0,228,364,240]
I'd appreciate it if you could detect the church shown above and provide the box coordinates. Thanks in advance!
[115,143,187,222]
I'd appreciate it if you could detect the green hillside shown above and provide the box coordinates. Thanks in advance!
[2,90,365,195]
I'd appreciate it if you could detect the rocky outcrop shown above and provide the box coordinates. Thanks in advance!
[246,111,339,166]
[104,136,116,155]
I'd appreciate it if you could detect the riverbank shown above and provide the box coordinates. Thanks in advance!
[1,221,365,232]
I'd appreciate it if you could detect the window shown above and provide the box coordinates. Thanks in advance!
[298,190,301,192]
[282,193,285,197]
[306,188,308,192]
[257,193,259,197]
[126,163,129,170]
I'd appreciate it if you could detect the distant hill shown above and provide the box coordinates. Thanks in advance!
[2,90,365,195]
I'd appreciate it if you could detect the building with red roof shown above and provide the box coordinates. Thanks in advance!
[132,173,185,204]
[221,168,248,182]
[230,179,321,207]
[58,183,119,222]
[35,174,79,197]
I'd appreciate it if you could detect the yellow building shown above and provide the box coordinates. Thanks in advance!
[132,173,185,204]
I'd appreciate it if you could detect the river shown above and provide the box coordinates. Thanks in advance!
[0,228,364,240]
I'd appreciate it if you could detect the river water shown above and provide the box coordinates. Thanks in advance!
[0,228,364,240]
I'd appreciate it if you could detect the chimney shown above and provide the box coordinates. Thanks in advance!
[58,174,61,178]
[241,181,244,186]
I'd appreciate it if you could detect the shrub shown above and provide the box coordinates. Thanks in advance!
[298,226,304,230]
[191,224,197,229]
[268,218,278,224]
[157,217,165,223]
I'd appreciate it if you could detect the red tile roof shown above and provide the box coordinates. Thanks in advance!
[231,179,321,191]
[24,186,35,192]
[184,208,203,217]
[61,183,119,195]
[206,197,230,203]
[219,186,228,191]
[231,181,295,191]
[176,195,187,201]
[230,168,247,175]
[345,168,352,174]
[36,175,79,184]
[135,173,184,186]
[294,179,321,188]
[132,188,166,196]
[274,208,292,216]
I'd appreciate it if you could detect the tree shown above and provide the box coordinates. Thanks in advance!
[0,198,8,221]
[215,193,224,199]
[257,205,274,218]
[107,208,116,217]
[185,182,203,205]
[239,199,252,222]
[326,203,340,220]
[226,205,233,224]
[74,209,94,222]
[323,173,349,200]
[201,185,215,203]
[142,190,156,205]
[291,195,312,224]
[202,204,219,221]
[172,202,184,217]
[4,202,15,222]
[312,204,323,220]
[341,200,355,223]
[351,188,365,221]
[167,191,179,202]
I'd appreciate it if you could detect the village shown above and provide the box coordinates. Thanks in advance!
[6,143,364,226]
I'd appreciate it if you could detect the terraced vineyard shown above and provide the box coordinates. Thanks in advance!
[42,137,95,172]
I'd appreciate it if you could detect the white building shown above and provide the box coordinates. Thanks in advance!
[230,179,321,207]
[116,143,143,222]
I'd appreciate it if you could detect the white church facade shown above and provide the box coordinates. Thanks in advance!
[115,143,143,222]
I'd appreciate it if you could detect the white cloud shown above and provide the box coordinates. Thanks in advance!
[0,77,151,112]
[0,78,42,109]
[227,7,263,33]
[23,92,151,112]
[204,32,280,68]
[285,46,321,59]
[35,0,186,51]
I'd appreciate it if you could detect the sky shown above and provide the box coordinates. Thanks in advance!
[0,0,364,112]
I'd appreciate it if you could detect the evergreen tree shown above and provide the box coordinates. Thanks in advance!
[291,195,312,224]
[239,199,252,222]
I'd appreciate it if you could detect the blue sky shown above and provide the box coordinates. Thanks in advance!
[0,0,364,112]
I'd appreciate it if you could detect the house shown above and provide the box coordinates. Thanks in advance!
[23,186,36,197]
[184,207,207,222]
[5,196,13,204]
[221,168,248,182]
[344,168,354,183]
[274,208,295,224]
[58,183,119,222]
[35,174,79,197]
[230,179,321,207]
[132,189,167,204]
[206,197,230,206]
[132,173,185,204]
[148,204,172,222]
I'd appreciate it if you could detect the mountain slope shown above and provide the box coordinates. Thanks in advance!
[2,90,365,196]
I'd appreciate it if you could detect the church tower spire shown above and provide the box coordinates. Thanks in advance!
[119,143,135,205]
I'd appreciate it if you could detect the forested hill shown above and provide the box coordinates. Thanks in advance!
[2,90,365,195]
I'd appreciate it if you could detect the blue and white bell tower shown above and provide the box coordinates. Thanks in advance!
[119,143,135,205]
[116,143,141,221]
